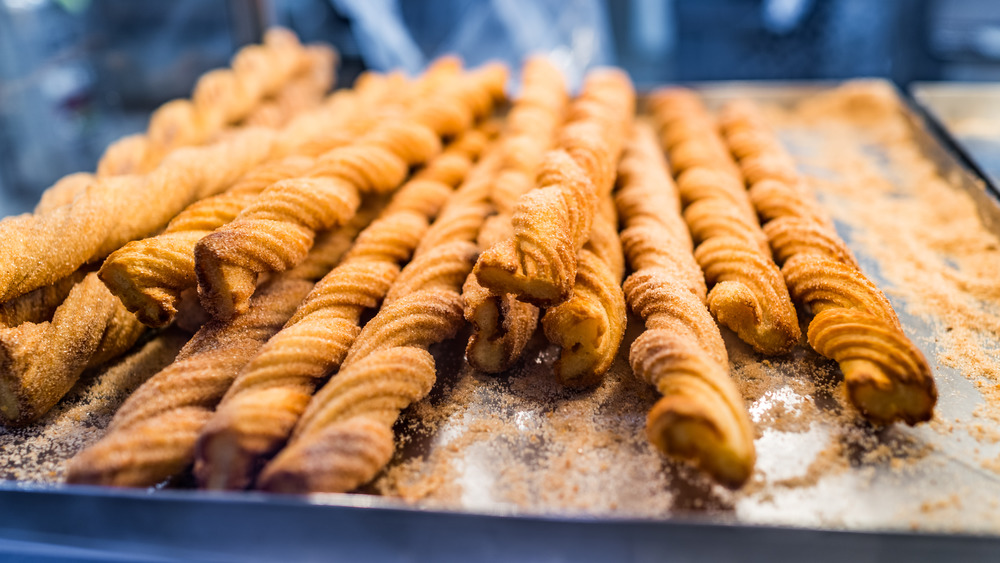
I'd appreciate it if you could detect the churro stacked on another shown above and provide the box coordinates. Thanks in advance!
[471,68,633,387]
[649,88,800,356]
[0,30,343,426]
[65,212,375,487]
[194,65,508,320]
[99,73,403,328]
[719,101,936,425]
[194,127,491,490]
[475,69,634,308]
[256,146,501,494]
[618,123,755,487]
[463,57,568,373]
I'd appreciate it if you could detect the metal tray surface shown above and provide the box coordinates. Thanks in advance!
[912,82,1000,190]
[2,80,1000,561]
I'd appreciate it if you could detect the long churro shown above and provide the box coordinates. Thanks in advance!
[193,128,489,490]
[97,28,323,177]
[474,69,634,307]
[649,88,800,356]
[0,45,349,304]
[718,99,936,424]
[463,57,567,373]
[256,144,498,494]
[618,123,755,487]
[99,74,400,328]
[64,211,372,487]
[194,65,507,320]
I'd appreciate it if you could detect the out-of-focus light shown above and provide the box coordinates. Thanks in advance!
[4,0,46,12]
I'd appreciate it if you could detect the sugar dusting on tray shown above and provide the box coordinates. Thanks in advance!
[0,330,187,482]
[374,81,1000,531]
[4,81,1000,534]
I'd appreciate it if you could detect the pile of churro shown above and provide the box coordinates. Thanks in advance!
[0,29,937,494]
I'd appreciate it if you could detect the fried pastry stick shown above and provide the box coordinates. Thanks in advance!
[541,193,626,388]
[99,73,406,328]
[256,147,499,494]
[193,128,490,490]
[194,64,508,320]
[239,46,337,129]
[0,272,145,426]
[64,208,376,487]
[0,78,396,305]
[649,88,800,356]
[474,69,635,307]
[462,57,568,373]
[617,123,755,488]
[97,28,323,177]
[718,100,936,425]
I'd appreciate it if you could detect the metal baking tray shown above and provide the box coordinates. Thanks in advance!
[3,80,1000,561]
[911,82,1000,191]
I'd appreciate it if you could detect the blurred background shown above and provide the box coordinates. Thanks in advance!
[1,0,998,215]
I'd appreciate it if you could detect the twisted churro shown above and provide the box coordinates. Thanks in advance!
[194,64,508,320]
[193,128,489,490]
[97,28,322,177]
[0,273,145,426]
[99,74,401,328]
[719,100,936,424]
[541,195,626,388]
[256,144,498,494]
[618,123,755,487]
[64,210,373,487]
[463,57,567,373]
[649,88,800,356]
[474,69,634,307]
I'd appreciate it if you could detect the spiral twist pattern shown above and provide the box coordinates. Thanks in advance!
[0,273,144,426]
[541,200,626,388]
[616,123,755,488]
[194,67,506,320]
[64,211,370,487]
[650,87,800,356]
[97,28,324,177]
[475,69,634,306]
[192,130,487,490]
[256,142,496,494]
[719,99,936,425]
[463,57,566,372]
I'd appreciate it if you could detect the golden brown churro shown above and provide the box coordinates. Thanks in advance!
[64,213,371,487]
[96,29,323,177]
[617,123,755,487]
[474,69,634,306]
[0,273,144,426]
[463,57,567,373]
[99,75,400,328]
[194,65,507,320]
[256,145,498,494]
[541,195,626,388]
[193,129,489,490]
[719,100,936,424]
[0,48,346,303]
[649,88,800,356]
